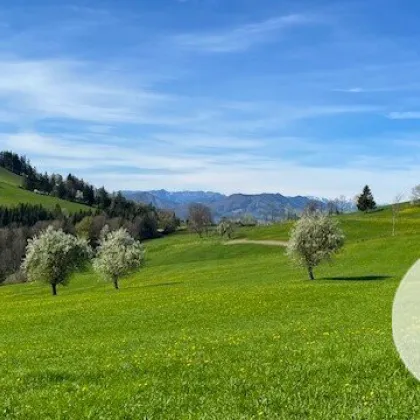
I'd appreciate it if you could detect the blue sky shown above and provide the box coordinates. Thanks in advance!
[0,0,419,202]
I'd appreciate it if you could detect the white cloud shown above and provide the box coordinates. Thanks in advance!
[85,160,419,204]
[334,87,365,93]
[387,111,420,120]
[0,132,206,171]
[0,56,380,132]
[0,58,179,124]
[0,131,416,203]
[174,14,316,53]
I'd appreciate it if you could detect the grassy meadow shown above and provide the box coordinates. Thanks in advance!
[0,168,90,212]
[1,204,420,419]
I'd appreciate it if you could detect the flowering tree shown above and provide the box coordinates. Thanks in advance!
[93,228,145,290]
[287,214,345,280]
[21,226,91,295]
[217,218,235,239]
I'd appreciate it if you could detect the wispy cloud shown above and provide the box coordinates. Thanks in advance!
[2,129,416,203]
[334,87,365,93]
[0,1,419,203]
[174,14,316,53]
[0,59,179,124]
[387,111,420,120]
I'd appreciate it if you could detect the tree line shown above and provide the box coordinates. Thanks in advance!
[0,203,92,228]
[0,151,148,216]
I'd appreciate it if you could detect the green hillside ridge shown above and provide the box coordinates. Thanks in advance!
[240,202,420,242]
[0,168,90,212]
[1,205,420,418]
[0,167,23,186]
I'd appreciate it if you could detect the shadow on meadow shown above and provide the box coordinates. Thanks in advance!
[22,370,104,386]
[322,275,392,281]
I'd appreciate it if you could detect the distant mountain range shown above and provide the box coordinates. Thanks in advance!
[122,190,355,221]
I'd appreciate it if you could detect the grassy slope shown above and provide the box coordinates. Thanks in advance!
[0,168,90,212]
[1,206,420,419]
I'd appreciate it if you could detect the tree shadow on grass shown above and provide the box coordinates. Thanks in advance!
[322,275,392,281]
[23,370,102,386]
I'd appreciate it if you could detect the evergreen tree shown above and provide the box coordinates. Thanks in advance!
[96,187,112,210]
[83,185,95,206]
[357,185,376,212]
[22,171,37,191]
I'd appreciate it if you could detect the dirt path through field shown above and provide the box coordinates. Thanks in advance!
[224,239,288,247]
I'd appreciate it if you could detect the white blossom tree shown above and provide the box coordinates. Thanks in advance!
[93,228,145,290]
[287,214,345,280]
[21,226,91,295]
[217,218,235,239]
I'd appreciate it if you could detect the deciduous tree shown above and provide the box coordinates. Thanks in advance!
[217,218,235,239]
[21,227,91,295]
[287,214,345,280]
[411,185,420,206]
[93,228,145,290]
[392,193,404,236]
[188,204,213,237]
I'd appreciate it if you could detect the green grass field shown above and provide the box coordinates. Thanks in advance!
[0,168,90,213]
[1,205,420,419]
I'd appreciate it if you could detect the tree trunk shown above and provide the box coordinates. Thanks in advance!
[52,283,57,296]
[113,276,119,290]
[308,267,315,280]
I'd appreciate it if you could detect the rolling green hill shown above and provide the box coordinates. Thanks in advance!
[1,205,420,418]
[0,168,90,212]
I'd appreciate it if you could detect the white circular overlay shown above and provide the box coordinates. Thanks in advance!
[393,260,420,380]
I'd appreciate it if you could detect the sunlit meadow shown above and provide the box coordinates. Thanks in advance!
[1,205,420,419]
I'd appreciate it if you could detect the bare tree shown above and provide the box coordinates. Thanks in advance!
[411,185,420,206]
[334,195,350,214]
[392,193,404,236]
[304,200,320,216]
[327,200,338,216]
[188,203,213,237]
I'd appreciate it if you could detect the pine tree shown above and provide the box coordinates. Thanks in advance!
[357,185,376,212]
